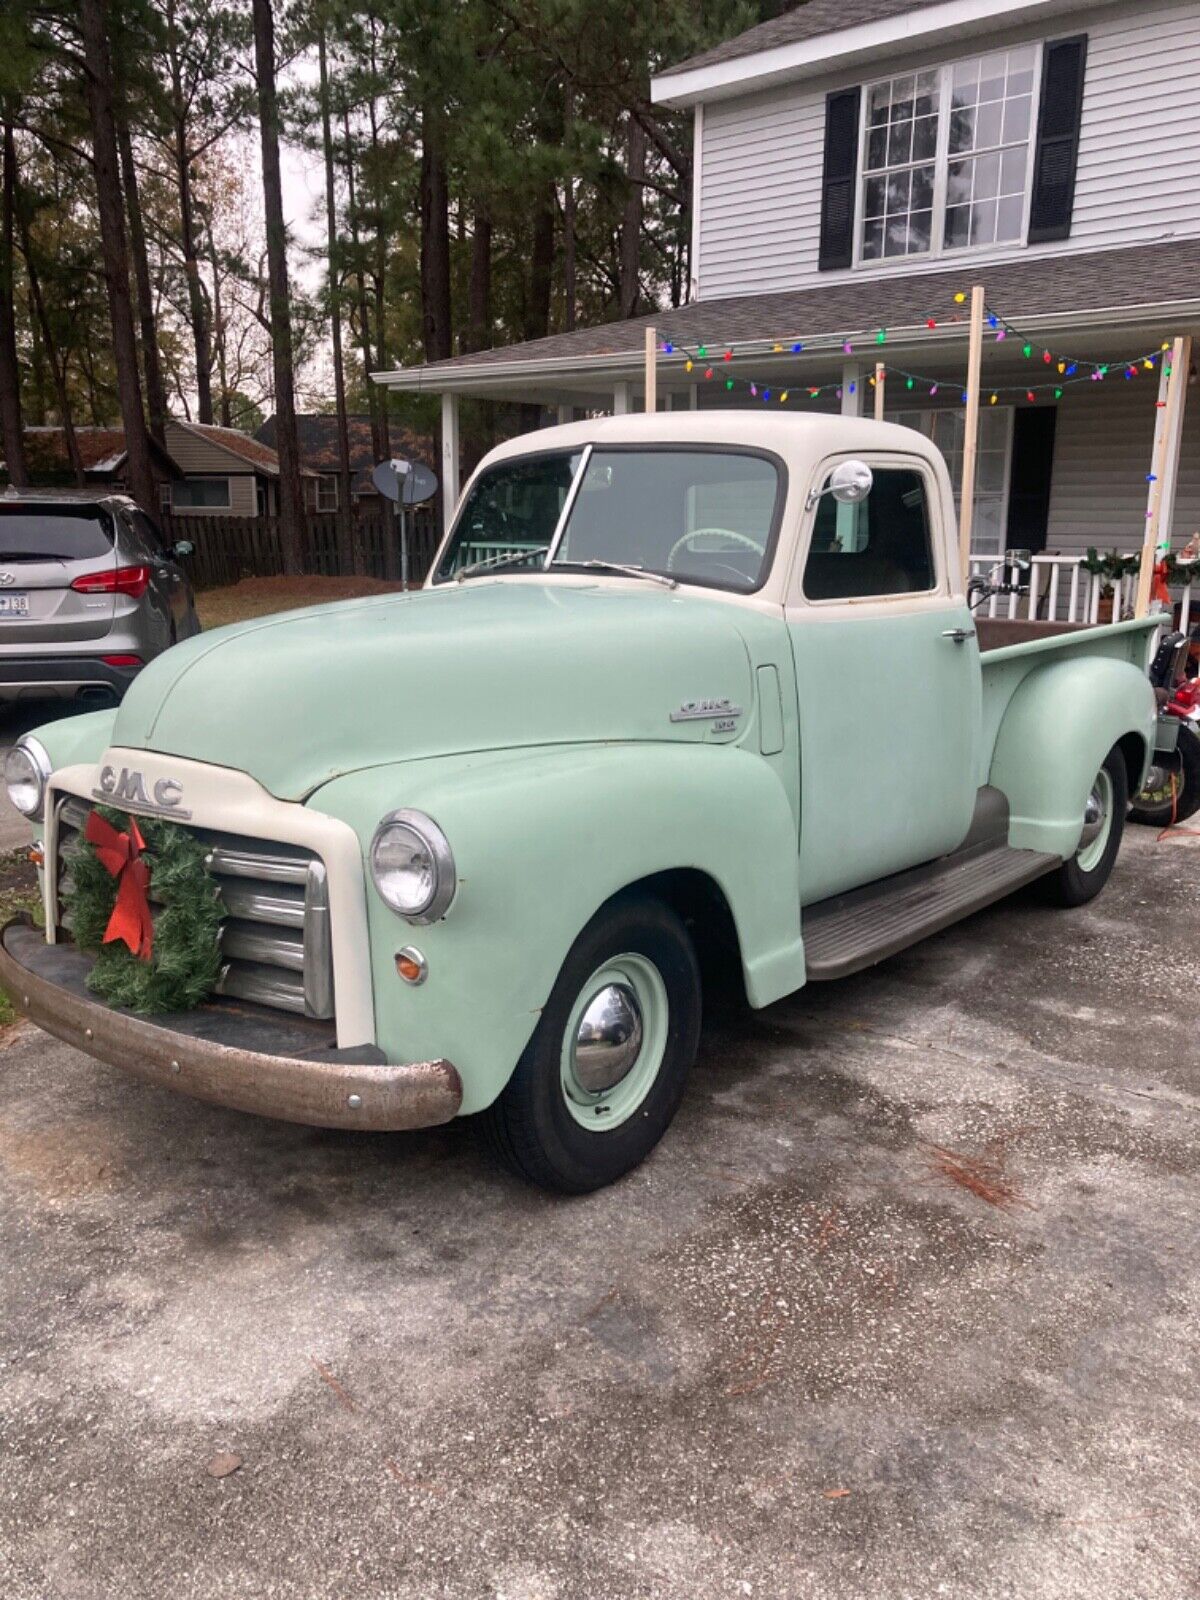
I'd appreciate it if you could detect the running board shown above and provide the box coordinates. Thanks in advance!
[803,841,1059,981]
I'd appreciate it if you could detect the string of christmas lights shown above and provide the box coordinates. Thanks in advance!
[656,287,1173,409]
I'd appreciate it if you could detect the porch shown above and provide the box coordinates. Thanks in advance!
[374,239,1200,614]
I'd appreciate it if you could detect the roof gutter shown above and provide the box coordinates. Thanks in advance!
[372,296,1200,394]
[651,0,1100,107]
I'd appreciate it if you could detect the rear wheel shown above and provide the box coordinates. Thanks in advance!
[1129,726,1200,827]
[1042,747,1128,907]
[480,895,701,1193]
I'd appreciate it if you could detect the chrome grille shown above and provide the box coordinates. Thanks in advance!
[54,796,335,1019]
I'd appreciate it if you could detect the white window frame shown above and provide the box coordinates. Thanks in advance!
[316,474,339,512]
[853,42,1043,271]
[171,476,232,511]
[887,405,1015,557]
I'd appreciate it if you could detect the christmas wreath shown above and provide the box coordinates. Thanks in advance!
[64,806,224,1014]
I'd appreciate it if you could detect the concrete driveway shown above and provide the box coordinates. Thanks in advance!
[1,826,1197,1599]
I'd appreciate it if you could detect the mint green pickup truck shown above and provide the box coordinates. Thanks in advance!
[1,415,1157,1191]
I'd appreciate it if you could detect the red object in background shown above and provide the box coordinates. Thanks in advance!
[84,811,154,961]
[101,654,143,668]
[71,564,152,600]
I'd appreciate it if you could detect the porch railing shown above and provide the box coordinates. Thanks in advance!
[967,553,1196,630]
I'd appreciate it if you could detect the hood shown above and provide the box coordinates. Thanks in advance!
[111,582,761,799]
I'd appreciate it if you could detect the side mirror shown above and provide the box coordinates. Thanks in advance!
[806,459,873,511]
[171,540,194,559]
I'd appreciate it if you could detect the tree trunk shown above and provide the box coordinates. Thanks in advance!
[205,211,230,426]
[14,176,85,484]
[318,27,360,575]
[0,118,28,486]
[252,0,305,574]
[465,208,492,353]
[166,0,213,426]
[620,112,645,320]
[365,37,389,458]
[525,190,555,342]
[343,108,382,463]
[419,99,452,363]
[562,89,576,333]
[113,57,168,441]
[79,0,157,513]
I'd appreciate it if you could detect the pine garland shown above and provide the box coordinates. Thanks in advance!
[65,806,224,1014]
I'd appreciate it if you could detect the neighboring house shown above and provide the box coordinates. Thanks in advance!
[375,0,1200,569]
[255,414,435,513]
[160,419,315,517]
[3,425,182,499]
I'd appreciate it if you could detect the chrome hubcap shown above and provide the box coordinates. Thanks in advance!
[1079,783,1106,848]
[572,982,643,1094]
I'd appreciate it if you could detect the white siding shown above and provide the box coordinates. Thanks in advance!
[697,0,1200,300]
[1045,381,1200,554]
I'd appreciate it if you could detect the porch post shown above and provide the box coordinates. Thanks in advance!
[873,362,886,421]
[613,381,633,416]
[556,405,573,425]
[440,391,460,536]
[644,326,657,413]
[958,284,986,575]
[841,360,862,417]
[1136,335,1192,617]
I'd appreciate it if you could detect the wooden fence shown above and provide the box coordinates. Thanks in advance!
[164,509,441,591]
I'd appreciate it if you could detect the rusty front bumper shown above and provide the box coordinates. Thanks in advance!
[0,917,462,1131]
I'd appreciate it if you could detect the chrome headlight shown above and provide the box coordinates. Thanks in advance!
[4,736,51,820]
[369,809,456,923]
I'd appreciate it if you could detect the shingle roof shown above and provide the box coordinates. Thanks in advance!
[659,0,931,78]
[376,241,1200,384]
[174,420,285,474]
[16,426,181,478]
[256,414,434,494]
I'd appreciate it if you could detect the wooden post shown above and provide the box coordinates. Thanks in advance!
[958,284,986,574]
[1136,334,1192,617]
[873,362,886,421]
[440,391,460,537]
[644,325,657,414]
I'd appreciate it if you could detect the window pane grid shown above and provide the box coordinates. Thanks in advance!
[860,46,1036,261]
[886,407,1012,556]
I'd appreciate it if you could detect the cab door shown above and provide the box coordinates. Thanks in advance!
[786,452,982,906]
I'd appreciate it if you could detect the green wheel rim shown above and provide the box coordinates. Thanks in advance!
[559,952,669,1131]
[1077,767,1114,872]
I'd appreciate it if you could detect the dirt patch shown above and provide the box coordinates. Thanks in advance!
[0,1117,129,1200]
[195,576,405,631]
[0,849,42,1027]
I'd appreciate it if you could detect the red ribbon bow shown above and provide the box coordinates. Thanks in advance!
[85,811,154,961]
[1153,560,1172,607]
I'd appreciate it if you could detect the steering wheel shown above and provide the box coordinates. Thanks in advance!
[666,526,765,574]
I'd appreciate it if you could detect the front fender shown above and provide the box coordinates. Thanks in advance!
[989,655,1155,857]
[311,743,804,1114]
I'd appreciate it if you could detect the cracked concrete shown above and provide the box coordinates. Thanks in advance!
[0,824,1198,1598]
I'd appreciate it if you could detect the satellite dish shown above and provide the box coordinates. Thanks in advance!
[372,457,438,506]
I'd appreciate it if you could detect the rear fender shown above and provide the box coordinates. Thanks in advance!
[989,656,1154,857]
[312,743,804,1114]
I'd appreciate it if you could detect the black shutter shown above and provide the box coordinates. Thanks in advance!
[1028,36,1088,243]
[1005,406,1058,554]
[818,86,861,270]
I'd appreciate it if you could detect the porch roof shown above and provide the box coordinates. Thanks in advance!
[373,239,1200,405]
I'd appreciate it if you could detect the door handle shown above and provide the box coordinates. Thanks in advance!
[942,627,976,643]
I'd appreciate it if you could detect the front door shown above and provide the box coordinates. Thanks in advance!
[786,452,981,906]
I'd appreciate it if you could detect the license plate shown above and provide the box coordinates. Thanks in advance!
[0,594,30,616]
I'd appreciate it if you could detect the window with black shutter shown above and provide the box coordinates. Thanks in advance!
[818,86,861,271]
[1027,35,1088,243]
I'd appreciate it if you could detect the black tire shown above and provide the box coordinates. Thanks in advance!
[1129,726,1200,827]
[1041,746,1128,908]
[480,895,701,1193]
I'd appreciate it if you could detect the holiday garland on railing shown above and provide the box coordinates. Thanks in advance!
[65,806,224,1014]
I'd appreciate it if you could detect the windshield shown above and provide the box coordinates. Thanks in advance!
[434,447,782,592]
[0,507,114,562]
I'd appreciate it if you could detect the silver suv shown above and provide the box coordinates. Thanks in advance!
[0,491,200,706]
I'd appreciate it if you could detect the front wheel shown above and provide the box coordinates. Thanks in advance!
[480,895,701,1192]
[1041,747,1128,907]
[1129,726,1200,827]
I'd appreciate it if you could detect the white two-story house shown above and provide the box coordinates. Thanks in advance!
[377,0,1200,594]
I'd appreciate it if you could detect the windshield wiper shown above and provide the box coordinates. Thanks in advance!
[554,559,677,590]
[454,550,543,582]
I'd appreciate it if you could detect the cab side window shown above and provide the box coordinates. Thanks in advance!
[804,467,935,601]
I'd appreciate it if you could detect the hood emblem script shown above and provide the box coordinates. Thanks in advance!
[92,765,192,819]
[670,697,743,726]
